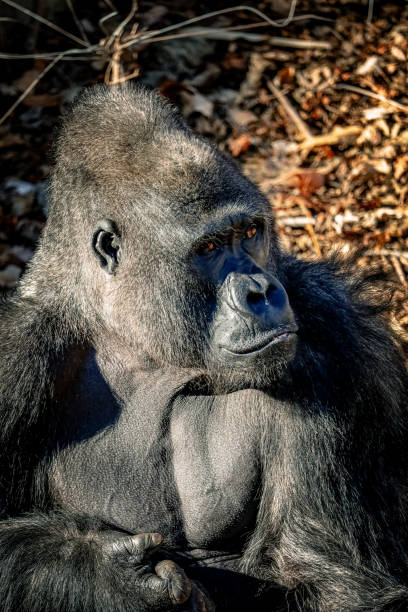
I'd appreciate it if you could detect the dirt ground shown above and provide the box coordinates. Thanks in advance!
[1,0,407,330]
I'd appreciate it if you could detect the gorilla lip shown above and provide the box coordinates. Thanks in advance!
[221,326,298,356]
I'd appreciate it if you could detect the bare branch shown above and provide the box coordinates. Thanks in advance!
[0,0,88,47]
[65,0,90,45]
[267,80,313,141]
[0,53,65,127]
[367,0,375,24]
[106,0,138,48]
[147,27,330,48]
[335,84,408,114]
[297,125,361,151]
[122,2,300,50]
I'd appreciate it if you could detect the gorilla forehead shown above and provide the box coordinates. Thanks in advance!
[58,84,214,186]
[56,85,266,223]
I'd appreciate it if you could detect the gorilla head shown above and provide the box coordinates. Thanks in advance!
[39,85,297,390]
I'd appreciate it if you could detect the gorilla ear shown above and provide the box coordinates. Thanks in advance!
[92,219,121,275]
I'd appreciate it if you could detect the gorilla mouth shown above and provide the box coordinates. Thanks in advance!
[221,326,298,357]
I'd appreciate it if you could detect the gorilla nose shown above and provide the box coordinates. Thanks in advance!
[227,272,289,322]
[246,275,281,308]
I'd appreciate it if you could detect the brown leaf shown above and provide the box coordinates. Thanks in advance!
[296,171,325,198]
[0,134,25,148]
[159,80,188,99]
[14,69,41,93]
[229,108,258,127]
[395,156,408,181]
[23,94,61,107]
[278,67,295,84]
[222,53,247,70]
[229,134,251,157]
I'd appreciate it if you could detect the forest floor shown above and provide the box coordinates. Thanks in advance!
[0,0,407,331]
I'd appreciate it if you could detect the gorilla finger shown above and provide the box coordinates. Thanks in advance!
[129,532,163,555]
[102,532,163,559]
[154,560,192,605]
[137,566,191,610]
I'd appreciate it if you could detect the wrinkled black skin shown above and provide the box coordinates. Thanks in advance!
[1,85,408,612]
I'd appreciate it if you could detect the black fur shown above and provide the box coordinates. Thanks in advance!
[0,85,407,611]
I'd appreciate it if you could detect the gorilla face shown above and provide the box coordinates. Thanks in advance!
[92,188,298,390]
[191,212,297,359]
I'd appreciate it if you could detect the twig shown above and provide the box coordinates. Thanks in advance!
[391,256,407,287]
[296,125,361,151]
[0,16,20,23]
[106,0,138,49]
[295,197,322,257]
[268,36,330,49]
[121,3,300,51]
[65,0,90,45]
[0,0,330,99]
[104,34,140,85]
[365,250,408,259]
[104,1,141,85]
[367,0,375,24]
[0,53,65,126]
[104,37,123,85]
[0,52,96,60]
[0,2,330,63]
[279,216,315,227]
[169,27,268,42]
[99,11,118,36]
[0,0,88,47]
[102,0,117,10]
[151,27,331,47]
[267,80,313,141]
[335,84,408,114]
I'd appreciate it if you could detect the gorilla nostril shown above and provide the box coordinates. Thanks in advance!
[265,286,276,302]
[247,291,264,305]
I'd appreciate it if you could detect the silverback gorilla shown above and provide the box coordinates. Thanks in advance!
[0,85,408,612]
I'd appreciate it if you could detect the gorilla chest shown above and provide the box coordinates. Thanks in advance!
[49,392,260,549]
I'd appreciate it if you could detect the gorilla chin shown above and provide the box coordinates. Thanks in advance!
[205,329,298,394]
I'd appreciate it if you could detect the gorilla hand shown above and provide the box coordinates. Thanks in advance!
[101,532,214,611]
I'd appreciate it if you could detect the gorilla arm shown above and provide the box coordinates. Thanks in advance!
[240,253,408,611]
[0,298,210,612]
[0,514,201,612]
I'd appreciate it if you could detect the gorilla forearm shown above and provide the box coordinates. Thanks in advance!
[0,512,126,612]
[264,513,408,610]
[0,298,81,511]
[0,512,209,612]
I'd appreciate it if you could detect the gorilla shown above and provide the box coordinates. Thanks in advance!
[0,85,408,612]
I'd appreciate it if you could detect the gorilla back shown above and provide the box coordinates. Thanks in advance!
[0,85,407,612]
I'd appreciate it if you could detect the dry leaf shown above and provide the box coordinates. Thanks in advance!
[229,134,251,157]
[391,46,406,61]
[297,171,325,198]
[356,56,381,75]
[357,126,382,146]
[229,108,258,127]
[14,69,41,93]
[23,94,61,107]
[0,134,25,148]
[395,156,408,181]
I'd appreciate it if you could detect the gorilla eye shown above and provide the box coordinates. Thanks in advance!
[196,239,217,256]
[245,224,258,239]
